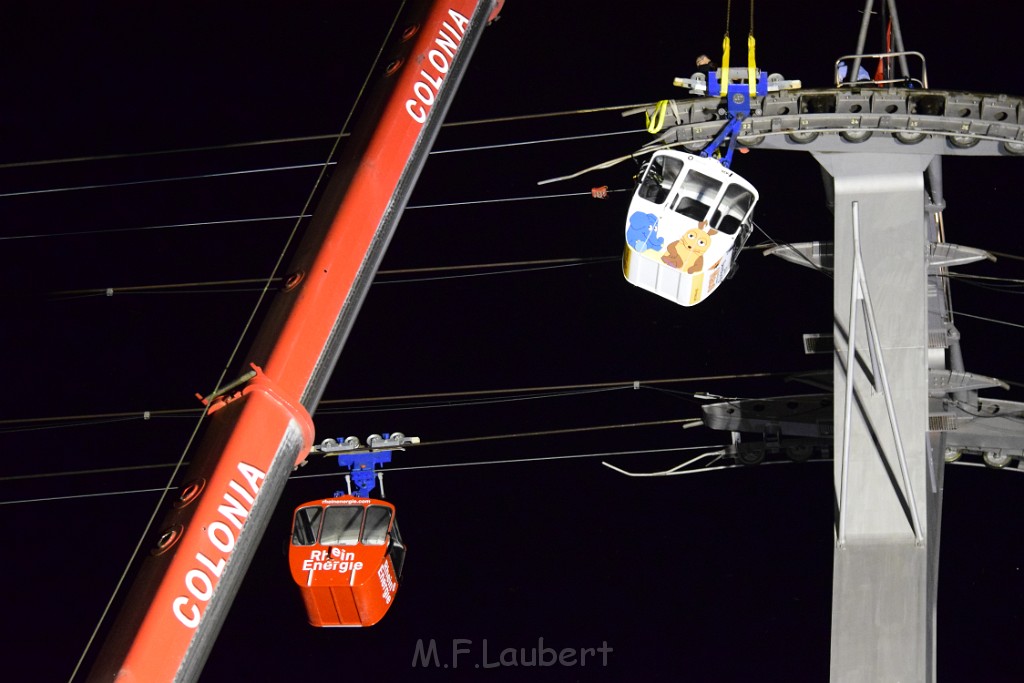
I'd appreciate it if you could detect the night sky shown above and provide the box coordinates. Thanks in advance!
[1,2,1022,681]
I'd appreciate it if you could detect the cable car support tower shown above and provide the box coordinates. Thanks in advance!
[616,1,1024,680]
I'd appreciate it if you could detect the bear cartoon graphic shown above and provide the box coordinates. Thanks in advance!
[661,220,717,274]
[626,211,665,252]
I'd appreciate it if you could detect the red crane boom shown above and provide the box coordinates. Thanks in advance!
[86,2,502,680]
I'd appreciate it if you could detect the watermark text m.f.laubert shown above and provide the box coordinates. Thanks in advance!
[412,637,613,669]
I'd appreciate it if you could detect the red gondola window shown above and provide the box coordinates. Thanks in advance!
[292,506,323,546]
[292,503,395,547]
[321,506,363,545]
[362,506,393,546]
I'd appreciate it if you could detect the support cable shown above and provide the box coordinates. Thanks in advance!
[4,441,729,507]
[430,128,643,154]
[9,445,1017,509]
[0,369,797,435]
[0,161,328,199]
[942,272,1024,294]
[47,256,620,298]
[4,417,708,496]
[321,443,719,475]
[752,220,834,279]
[370,258,618,286]
[0,135,640,200]
[41,246,1024,300]
[5,180,630,244]
[952,311,1024,331]
[318,371,790,405]
[0,103,650,172]
[0,125,641,199]
[405,187,630,210]
[987,249,1024,263]
[0,214,312,243]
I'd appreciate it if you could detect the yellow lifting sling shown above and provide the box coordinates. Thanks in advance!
[721,0,757,96]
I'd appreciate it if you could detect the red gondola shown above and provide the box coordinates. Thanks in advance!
[289,495,406,627]
[289,434,411,627]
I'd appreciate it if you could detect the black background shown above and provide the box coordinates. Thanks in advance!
[1,2,1021,681]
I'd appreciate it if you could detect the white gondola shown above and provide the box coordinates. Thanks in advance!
[623,151,758,306]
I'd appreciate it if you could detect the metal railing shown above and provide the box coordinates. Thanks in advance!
[835,50,929,89]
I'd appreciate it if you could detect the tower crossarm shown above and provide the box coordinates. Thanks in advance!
[626,88,1024,158]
